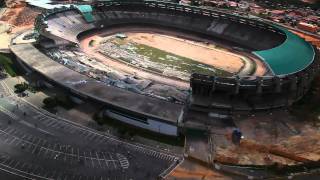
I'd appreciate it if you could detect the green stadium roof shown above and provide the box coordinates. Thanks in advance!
[254,26,315,75]
[76,5,94,23]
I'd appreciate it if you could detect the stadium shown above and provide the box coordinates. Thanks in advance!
[10,0,320,136]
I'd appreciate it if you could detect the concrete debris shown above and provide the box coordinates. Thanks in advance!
[44,47,187,103]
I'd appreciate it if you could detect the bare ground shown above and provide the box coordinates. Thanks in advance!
[212,110,320,166]
[126,32,244,73]
[0,6,39,33]
[166,159,232,180]
[80,33,190,89]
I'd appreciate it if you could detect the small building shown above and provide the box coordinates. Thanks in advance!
[297,22,319,33]
[115,33,127,39]
[269,10,286,16]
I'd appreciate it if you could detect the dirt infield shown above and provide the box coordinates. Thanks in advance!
[80,34,190,89]
[126,32,245,73]
[79,26,267,87]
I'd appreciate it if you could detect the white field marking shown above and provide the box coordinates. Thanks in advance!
[10,129,19,136]
[6,159,14,166]
[0,129,119,163]
[90,151,95,168]
[0,160,53,180]
[25,134,32,142]
[43,149,49,157]
[46,120,56,126]
[9,137,17,145]
[2,126,10,132]
[101,152,109,168]
[96,151,102,168]
[0,165,35,180]
[32,141,40,154]
[38,147,44,156]
[160,158,184,179]
[0,105,19,120]
[63,153,67,162]
[14,139,21,146]
[116,153,129,169]
[0,156,10,164]
[3,135,12,144]
[7,128,15,134]
[13,161,20,169]
[1,106,55,137]
[20,163,27,170]
[20,134,27,140]
[108,153,117,168]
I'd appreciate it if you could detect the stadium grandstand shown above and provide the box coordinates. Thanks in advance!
[11,0,320,135]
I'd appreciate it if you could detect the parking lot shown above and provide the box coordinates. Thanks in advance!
[0,81,180,179]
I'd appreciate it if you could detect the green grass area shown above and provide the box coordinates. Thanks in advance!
[0,54,17,77]
[113,38,232,77]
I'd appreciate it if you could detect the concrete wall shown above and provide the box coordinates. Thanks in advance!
[104,109,178,136]
[190,47,320,110]
[92,8,285,51]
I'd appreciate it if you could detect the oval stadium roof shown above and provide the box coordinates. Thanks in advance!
[254,26,315,76]
[76,5,94,23]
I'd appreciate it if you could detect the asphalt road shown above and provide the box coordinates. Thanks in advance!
[0,81,180,179]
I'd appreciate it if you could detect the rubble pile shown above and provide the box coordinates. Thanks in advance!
[45,47,188,104]
[98,37,191,81]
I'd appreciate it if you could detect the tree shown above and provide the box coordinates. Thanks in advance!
[43,97,58,109]
[93,112,104,125]
[14,83,28,93]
